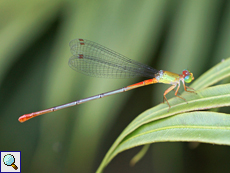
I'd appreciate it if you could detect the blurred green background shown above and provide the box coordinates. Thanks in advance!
[0,0,230,172]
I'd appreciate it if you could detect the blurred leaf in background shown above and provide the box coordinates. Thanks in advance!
[0,0,230,173]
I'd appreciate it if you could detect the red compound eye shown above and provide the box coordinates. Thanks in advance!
[182,69,190,76]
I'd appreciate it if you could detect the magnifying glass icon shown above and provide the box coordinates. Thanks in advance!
[3,154,18,170]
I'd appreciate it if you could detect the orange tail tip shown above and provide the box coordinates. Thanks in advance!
[18,113,34,123]
[19,108,54,122]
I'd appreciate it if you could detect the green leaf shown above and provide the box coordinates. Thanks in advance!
[96,57,230,173]
[129,144,150,166]
[191,58,230,90]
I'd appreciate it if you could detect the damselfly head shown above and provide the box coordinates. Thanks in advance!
[182,69,194,83]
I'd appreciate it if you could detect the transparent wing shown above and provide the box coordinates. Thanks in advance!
[68,38,159,79]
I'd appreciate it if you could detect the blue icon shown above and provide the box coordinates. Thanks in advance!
[3,154,18,170]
